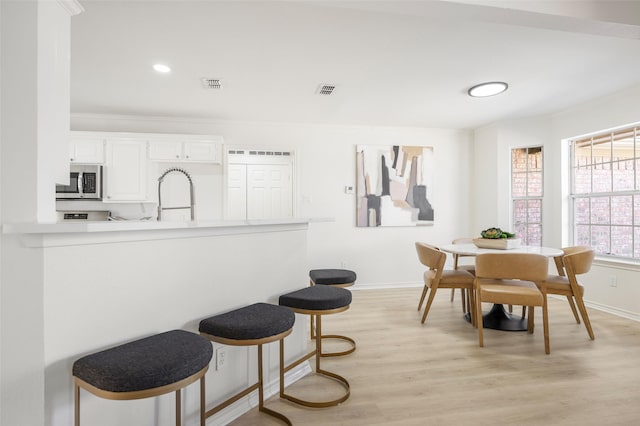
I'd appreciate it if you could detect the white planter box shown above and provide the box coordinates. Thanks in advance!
[472,238,522,250]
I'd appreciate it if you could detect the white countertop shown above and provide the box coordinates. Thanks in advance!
[2,217,334,247]
[3,217,332,235]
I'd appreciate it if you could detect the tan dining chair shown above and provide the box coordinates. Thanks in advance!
[474,253,550,354]
[450,238,475,313]
[544,247,596,340]
[415,242,475,324]
[550,245,592,324]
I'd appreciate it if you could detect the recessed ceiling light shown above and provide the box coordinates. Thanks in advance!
[153,64,171,73]
[468,81,508,97]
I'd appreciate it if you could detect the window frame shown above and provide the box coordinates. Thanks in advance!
[511,145,544,246]
[569,124,640,261]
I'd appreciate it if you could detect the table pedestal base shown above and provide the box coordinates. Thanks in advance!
[464,303,527,331]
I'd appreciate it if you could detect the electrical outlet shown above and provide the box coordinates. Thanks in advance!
[216,347,227,370]
[609,275,618,287]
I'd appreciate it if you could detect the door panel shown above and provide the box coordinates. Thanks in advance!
[226,164,247,220]
[247,164,292,220]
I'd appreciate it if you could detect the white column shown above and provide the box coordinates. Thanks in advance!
[1,1,82,425]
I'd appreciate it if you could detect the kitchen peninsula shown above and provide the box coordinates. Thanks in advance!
[4,217,320,246]
[3,217,319,424]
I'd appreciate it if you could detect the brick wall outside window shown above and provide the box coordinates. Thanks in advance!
[512,147,543,246]
[570,125,640,259]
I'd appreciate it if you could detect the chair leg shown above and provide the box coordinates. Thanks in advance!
[566,296,581,324]
[310,315,316,338]
[258,343,292,425]
[310,280,316,337]
[467,287,476,327]
[258,345,265,409]
[176,389,181,426]
[527,306,535,333]
[450,288,455,302]
[460,289,466,312]
[508,304,513,313]
[420,287,437,324]
[574,295,595,340]
[476,289,484,347]
[200,375,206,426]
[74,383,80,426]
[465,289,471,315]
[542,293,550,354]
[418,285,429,311]
[521,306,526,318]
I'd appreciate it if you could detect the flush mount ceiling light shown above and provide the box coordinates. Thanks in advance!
[153,64,171,73]
[468,81,508,97]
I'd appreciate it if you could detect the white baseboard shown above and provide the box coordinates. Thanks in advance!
[583,300,640,322]
[202,361,312,426]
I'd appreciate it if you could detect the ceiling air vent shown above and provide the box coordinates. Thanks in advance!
[317,84,336,95]
[202,78,222,89]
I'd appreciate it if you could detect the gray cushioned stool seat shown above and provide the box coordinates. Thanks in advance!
[199,302,295,341]
[279,285,352,311]
[278,285,352,408]
[73,329,213,393]
[310,269,356,285]
[198,303,295,425]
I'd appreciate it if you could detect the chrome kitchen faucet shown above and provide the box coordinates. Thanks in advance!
[157,167,195,221]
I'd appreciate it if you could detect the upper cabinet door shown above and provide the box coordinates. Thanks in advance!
[103,139,148,202]
[148,141,183,161]
[183,140,219,162]
[69,137,105,164]
[148,138,222,163]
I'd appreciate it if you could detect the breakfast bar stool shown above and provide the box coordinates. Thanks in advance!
[72,329,213,426]
[279,285,352,408]
[309,268,357,357]
[199,303,295,425]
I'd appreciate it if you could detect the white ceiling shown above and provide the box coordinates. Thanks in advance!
[70,0,640,130]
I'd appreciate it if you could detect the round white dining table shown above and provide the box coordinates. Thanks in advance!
[439,243,563,331]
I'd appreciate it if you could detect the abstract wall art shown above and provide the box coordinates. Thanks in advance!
[356,145,434,227]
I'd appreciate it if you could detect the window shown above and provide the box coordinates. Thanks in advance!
[512,146,543,245]
[570,125,640,259]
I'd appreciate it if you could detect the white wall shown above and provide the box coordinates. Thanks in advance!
[551,83,640,319]
[472,83,640,319]
[42,227,308,426]
[71,115,475,287]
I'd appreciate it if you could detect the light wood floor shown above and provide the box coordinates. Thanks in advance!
[230,287,640,425]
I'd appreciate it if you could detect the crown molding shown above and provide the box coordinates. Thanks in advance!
[57,0,84,16]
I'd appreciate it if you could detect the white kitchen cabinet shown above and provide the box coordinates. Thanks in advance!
[148,141,182,161]
[103,139,148,202]
[149,138,222,163]
[183,140,220,162]
[69,137,105,164]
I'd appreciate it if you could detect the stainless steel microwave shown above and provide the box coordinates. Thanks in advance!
[56,165,103,200]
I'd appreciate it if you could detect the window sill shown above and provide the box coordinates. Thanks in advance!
[594,256,640,272]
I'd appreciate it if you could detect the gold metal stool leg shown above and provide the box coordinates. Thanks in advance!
[281,314,350,408]
[257,344,292,425]
[309,280,356,357]
[203,337,292,425]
